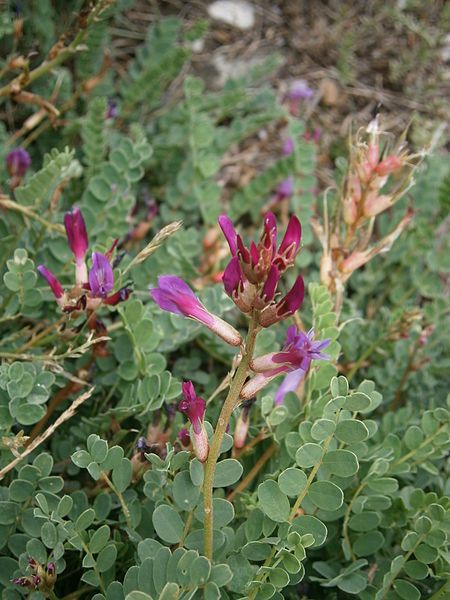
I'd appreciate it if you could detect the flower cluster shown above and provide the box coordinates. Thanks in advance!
[178,381,208,462]
[242,326,330,404]
[12,557,56,593]
[38,207,131,311]
[220,212,304,326]
[343,116,415,225]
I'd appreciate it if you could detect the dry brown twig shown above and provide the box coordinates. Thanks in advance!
[0,386,94,480]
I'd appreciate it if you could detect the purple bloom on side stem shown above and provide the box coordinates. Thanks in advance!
[275,177,294,203]
[150,275,242,346]
[178,381,208,462]
[179,382,206,434]
[89,252,114,298]
[243,327,330,403]
[64,207,89,284]
[274,328,330,404]
[6,147,31,177]
[37,265,65,306]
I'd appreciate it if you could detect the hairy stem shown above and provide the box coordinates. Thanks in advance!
[342,482,367,561]
[203,314,259,559]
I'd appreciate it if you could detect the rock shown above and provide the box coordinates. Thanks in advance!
[208,1,255,31]
[320,78,345,107]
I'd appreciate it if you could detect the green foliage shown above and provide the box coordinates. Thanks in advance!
[0,4,448,600]
[15,147,81,207]
[120,18,190,114]
[82,97,108,179]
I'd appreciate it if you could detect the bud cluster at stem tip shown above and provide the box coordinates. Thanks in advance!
[178,381,208,462]
[220,212,304,326]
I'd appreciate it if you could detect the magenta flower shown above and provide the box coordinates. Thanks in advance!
[89,252,114,298]
[37,266,66,307]
[150,275,242,346]
[178,381,208,462]
[64,207,89,284]
[243,327,330,403]
[274,214,302,271]
[218,215,238,257]
[6,147,31,177]
[219,213,303,320]
[259,276,305,327]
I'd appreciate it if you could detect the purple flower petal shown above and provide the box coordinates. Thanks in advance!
[288,79,314,101]
[37,265,64,300]
[89,252,114,298]
[261,264,280,303]
[178,381,206,434]
[277,276,305,317]
[218,215,237,256]
[278,215,302,256]
[275,369,306,405]
[64,207,88,264]
[262,212,277,252]
[223,256,243,296]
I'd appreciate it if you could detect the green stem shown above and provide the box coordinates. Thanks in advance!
[342,482,366,561]
[380,534,425,599]
[391,423,447,467]
[101,472,133,530]
[203,314,259,559]
[0,1,113,98]
[79,539,105,594]
[178,510,194,548]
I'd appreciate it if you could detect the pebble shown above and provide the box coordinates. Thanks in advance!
[208,0,256,31]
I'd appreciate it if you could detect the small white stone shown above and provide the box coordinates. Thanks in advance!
[208,1,255,31]
[190,38,205,54]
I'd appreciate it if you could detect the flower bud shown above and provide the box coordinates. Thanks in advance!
[6,147,31,177]
[37,266,66,307]
[89,252,114,299]
[64,208,89,284]
[375,155,402,177]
